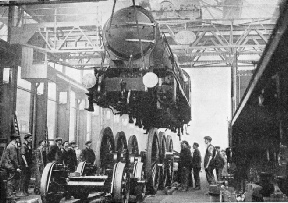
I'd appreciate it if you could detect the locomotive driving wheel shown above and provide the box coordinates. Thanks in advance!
[127,135,146,202]
[158,132,167,189]
[128,135,139,155]
[145,128,161,194]
[165,135,174,187]
[115,131,129,162]
[96,127,115,170]
[113,162,130,203]
[40,162,63,203]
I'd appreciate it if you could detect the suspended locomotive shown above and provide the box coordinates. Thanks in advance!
[86,5,191,134]
[40,5,191,203]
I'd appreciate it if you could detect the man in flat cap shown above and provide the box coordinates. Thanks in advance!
[62,141,78,172]
[19,133,33,196]
[47,137,63,163]
[80,140,96,164]
[203,136,216,185]
[191,142,202,190]
[34,139,47,194]
[1,133,21,200]
[179,140,192,192]
[67,141,78,172]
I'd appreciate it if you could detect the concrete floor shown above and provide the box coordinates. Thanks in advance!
[143,171,212,203]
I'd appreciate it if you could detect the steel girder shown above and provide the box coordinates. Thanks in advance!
[8,3,276,70]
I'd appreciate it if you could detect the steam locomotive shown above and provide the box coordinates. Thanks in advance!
[40,5,191,203]
[86,5,191,135]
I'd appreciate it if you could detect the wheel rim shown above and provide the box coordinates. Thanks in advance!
[145,128,161,194]
[115,132,129,162]
[158,132,167,189]
[40,162,56,196]
[128,135,139,155]
[113,162,130,203]
[166,135,174,186]
[96,127,115,169]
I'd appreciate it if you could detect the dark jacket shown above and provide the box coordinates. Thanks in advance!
[80,147,96,164]
[180,147,192,169]
[204,144,214,168]
[47,145,63,163]
[21,142,33,166]
[1,141,21,172]
[214,151,225,169]
[62,148,78,171]
[192,148,202,168]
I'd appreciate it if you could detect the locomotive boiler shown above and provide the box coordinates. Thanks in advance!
[86,5,191,135]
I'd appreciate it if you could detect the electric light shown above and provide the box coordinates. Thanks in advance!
[142,72,158,88]
[82,73,96,88]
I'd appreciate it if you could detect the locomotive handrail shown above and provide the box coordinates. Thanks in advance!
[125,39,156,43]
[112,22,156,26]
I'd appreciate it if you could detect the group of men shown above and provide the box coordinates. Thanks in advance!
[0,133,33,200]
[178,136,226,192]
[0,133,96,200]
[179,141,202,192]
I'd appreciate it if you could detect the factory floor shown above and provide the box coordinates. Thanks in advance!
[142,171,212,203]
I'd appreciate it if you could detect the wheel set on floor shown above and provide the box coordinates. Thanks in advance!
[40,127,178,203]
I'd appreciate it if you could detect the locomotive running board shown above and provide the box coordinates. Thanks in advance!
[68,175,108,186]
[67,181,105,186]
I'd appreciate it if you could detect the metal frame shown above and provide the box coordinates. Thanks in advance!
[0,3,276,70]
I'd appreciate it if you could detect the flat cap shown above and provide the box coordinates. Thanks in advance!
[181,140,189,145]
[69,141,76,145]
[193,142,199,147]
[215,146,220,149]
[24,133,32,139]
[55,137,63,142]
[10,133,20,140]
[204,136,212,141]
[85,140,92,145]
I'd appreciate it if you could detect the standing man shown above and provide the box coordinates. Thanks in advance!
[80,140,96,164]
[62,141,77,172]
[34,139,47,195]
[47,137,63,163]
[20,133,33,196]
[204,136,216,185]
[67,141,78,172]
[179,140,192,192]
[1,133,21,200]
[191,142,201,190]
[214,146,225,181]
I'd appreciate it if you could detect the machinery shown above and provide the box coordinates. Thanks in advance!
[40,127,175,203]
[40,4,190,203]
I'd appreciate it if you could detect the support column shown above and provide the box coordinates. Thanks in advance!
[54,84,59,142]
[231,50,238,117]
[29,82,38,148]
[43,81,48,141]
[8,5,18,138]
[67,85,71,141]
